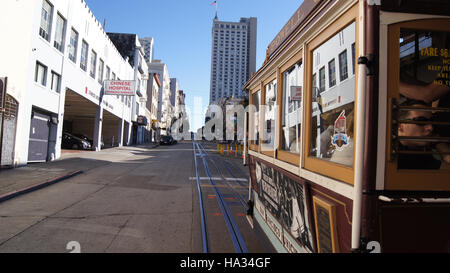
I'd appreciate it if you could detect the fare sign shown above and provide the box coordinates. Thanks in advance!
[104,80,136,96]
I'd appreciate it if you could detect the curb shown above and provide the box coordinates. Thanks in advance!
[0,170,83,204]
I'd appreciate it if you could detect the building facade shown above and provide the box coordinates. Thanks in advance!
[106,33,149,145]
[209,16,257,104]
[0,0,146,166]
[148,60,172,136]
[147,73,161,142]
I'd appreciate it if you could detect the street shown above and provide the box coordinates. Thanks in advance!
[0,142,272,253]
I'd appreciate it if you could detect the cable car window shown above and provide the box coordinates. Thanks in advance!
[310,22,356,167]
[395,28,450,170]
[282,62,303,154]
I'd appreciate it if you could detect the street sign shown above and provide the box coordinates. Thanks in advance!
[104,80,136,96]
[137,115,148,126]
[290,86,302,101]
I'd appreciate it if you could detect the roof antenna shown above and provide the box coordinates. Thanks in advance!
[212,0,218,20]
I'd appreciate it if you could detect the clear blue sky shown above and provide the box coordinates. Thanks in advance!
[85,0,303,130]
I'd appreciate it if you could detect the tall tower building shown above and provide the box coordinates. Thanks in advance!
[209,16,257,104]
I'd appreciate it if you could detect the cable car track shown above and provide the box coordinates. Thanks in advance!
[197,143,249,211]
[193,141,248,253]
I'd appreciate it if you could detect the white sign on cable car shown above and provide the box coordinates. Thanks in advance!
[104,80,136,96]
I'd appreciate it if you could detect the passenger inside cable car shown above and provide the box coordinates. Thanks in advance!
[396,29,450,169]
[397,100,442,169]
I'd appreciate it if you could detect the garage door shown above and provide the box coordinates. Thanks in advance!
[28,110,50,162]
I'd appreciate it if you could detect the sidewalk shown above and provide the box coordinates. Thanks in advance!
[0,144,159,203]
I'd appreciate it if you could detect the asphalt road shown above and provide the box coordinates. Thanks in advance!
[0,142,273,253]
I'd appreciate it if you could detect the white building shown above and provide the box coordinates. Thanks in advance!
[0,0,145,166]
[106,33,149,145]
[148,60,172,136]
[146,73,161,142]
[209,16,257,104]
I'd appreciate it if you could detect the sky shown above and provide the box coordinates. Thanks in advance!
[84,0,304,131]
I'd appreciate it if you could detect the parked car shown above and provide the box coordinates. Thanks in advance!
[159,135,176,145]
[73,133,104,148]
[62,132,92,150]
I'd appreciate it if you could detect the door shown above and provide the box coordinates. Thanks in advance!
[28,110,50,162]
[1,94,18,166]
[385,18,450,190]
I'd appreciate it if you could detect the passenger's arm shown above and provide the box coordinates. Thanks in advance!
[399,82,449,103]
[436,143,450,164]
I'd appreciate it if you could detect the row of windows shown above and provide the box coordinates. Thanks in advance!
[40,0,119,82]
[211,75,246,81]
[214,24,247,30]
[314,44,356,94]
[215,29,247,33]
[34,61,61,93]
[250,21,357,185]
[214,38,247,44]
[33,59,131,107]
[214,32,247,36]
[212,82,246,88]
[210,93,244,101]
[213,54,247,58]
[214,36,247,39]
[38,0,131,107]
[212,64,246,69]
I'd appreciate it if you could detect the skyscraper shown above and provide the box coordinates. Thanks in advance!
[209,16,257,104]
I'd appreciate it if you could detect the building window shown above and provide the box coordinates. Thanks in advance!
[39,0,53,41]
[35,62,47,86]
[51,71,61,93]
[54,13,66,52]
[80,40,88,71]
[90,50,97,78]
[328,59,336,87]
[98,59,104,84]
[105,66,110,80]
[319,66,326,93]
[69,28,78,62]
[339,50,348,81]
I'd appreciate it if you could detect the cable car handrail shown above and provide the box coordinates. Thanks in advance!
[396,120,450,126]
[396,105,450,112]
[396,136,450,142]
[396,150,450,155]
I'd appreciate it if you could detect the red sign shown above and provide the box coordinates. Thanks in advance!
[290,86,302,101]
